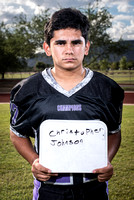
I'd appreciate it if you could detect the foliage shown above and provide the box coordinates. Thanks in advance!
[35,61,50,71]
[27,9,50,49]
[84,2,129,65]
[12,9,50,51]
[99,59,109,71]
[87,59,100,70]
[127,60,134,69]
[119,56,134,70]
[0,23,27,79]
[11,13,37,58]
[119,56,127,70]
[0,9,50,79]
[110,62,119,70]
[87,56,134,71]
[0,0,131,78]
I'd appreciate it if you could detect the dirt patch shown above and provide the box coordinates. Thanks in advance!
[0,94,10,103]
[0,79,22,93]
[123,92,134,104]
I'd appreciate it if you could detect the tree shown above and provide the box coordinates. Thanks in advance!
[0,10,50,79]
[28,9,50,49]
[10,13,37,58]
[0,22,27,79]
[35,61,50,71]
[119,56,127,70]
[110,62,119,70]
[87,59,100,70]
[0,50,25,79]
[0,1,129,76]
[10,2,128,63]
[127,61,134,70]
[84,1,129,65]
[12,9,50,53]
[99,59,109,71]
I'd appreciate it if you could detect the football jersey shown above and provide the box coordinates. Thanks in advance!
[10,68,124,185]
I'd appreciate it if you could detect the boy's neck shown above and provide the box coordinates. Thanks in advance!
[51,66,86,91]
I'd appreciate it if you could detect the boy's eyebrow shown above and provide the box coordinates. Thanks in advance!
[71,39,83,44]
[54,39,83,44]
[55,40,66,44]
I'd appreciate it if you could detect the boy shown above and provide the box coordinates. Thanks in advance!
[10,8,124,200]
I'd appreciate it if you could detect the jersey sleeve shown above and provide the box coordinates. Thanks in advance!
[10,78,35,138]
[92,71,124,135]
[107,99,123,135]
[106,81,124,135]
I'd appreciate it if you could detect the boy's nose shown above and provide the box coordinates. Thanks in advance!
[65,44,74,54]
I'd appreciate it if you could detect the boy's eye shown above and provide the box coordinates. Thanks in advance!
[55,40,82,46]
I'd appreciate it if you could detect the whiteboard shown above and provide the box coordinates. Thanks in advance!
[39,120,108,173]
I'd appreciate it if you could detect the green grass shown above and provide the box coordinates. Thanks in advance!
[0,104,134,199]
[2,72,35,79]
[1,71,134,91]
[0,104,33,200]
[1,70,134,84]
[109,105,134,200]
[101,70,134,85]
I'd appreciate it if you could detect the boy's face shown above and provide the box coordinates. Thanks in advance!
[43,28,90,71]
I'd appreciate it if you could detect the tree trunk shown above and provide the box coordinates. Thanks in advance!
[1,72,5,79]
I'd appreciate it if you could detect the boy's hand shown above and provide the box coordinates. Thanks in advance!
[31,158,58,181]
[93,162,113,182]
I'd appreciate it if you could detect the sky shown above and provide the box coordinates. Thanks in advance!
[0,0,134,41]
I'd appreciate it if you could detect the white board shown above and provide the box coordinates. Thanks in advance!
[39,120,108,173]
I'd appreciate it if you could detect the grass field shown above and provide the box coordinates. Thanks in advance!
[1,72,35,79]
[0,70,134,94]
[0,104,134,200]
[102,70,134,85]
[1,70,134,84]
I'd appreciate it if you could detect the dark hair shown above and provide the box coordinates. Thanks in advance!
[44,8,90,46]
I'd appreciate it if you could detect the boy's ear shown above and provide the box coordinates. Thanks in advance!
[84,40,90,56]
[43,42,52,56]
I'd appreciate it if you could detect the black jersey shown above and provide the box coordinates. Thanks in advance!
[10,68,124,140]
[10,68,124,185]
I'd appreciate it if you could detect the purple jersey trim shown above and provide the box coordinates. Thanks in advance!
[32,179,41,200]
[44,173,73,185]
[33,173,98,186]
[32,179,109,199]
[47,173,71,184]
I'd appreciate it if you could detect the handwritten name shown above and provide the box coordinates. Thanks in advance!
[49,128,104,137]
[50,139,83,147]
[48,128,105,147]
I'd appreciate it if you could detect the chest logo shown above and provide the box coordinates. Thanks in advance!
[57,104,82,111]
